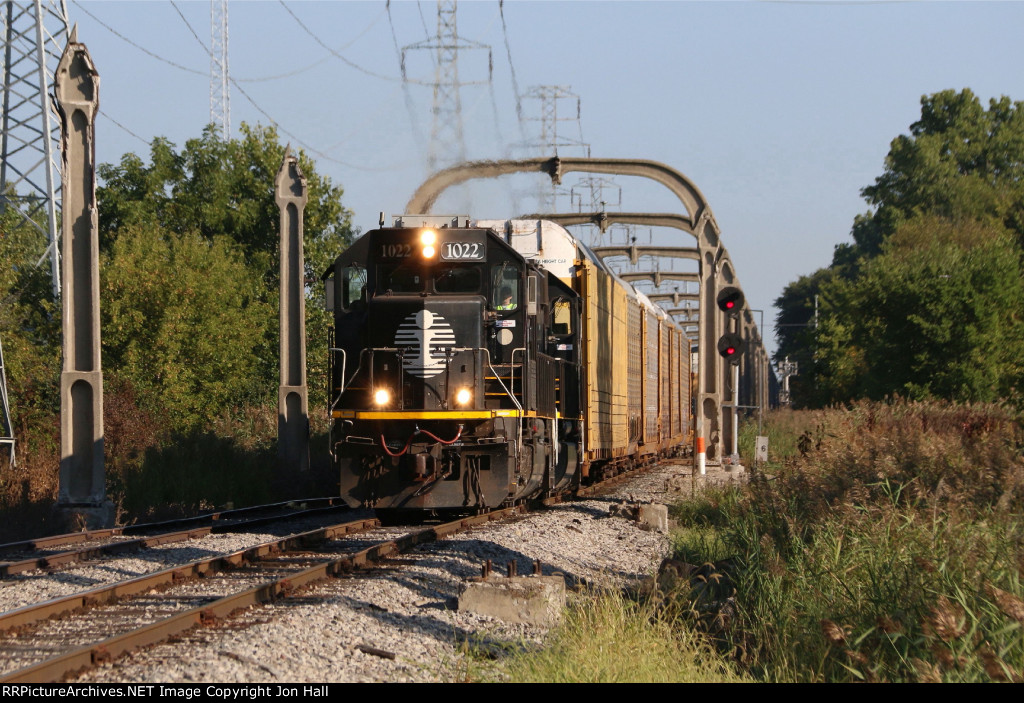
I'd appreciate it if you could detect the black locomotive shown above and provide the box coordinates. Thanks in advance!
[324,216,582,510]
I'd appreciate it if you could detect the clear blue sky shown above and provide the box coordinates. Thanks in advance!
[68,1,1024,357]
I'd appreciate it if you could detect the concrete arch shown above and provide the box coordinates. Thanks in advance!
[404,157,771,469]
[405,156,720,250]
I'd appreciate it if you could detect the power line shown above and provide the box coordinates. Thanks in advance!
[72,1,205,76]
[98,109,150,146]
[75,1,330,84]
[167,0,395,171]
[387,0,426,150]
[277,0,402,82]
[498,0,523,131]
[80,0,419,173]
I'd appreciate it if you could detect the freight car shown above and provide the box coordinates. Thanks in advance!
[323,215,691,512]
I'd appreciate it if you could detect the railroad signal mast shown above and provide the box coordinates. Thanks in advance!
[776,356,798,406]
[717,286,745,463]
[716,286,746,365]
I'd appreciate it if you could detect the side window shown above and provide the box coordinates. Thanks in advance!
[342,265,367,309]
[552,299,572,336]
[491,264,519,311]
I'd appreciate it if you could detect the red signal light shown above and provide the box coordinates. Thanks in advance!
[717,333,745,365]
[716,287,744,314]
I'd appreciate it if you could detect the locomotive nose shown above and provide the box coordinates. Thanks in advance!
[368,297,484,410]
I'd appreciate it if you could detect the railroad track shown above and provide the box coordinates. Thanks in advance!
[0,461,681,683]
[0,507,526,683]
[0,498,352,577]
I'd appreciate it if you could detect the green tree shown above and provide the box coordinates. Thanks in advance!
[101,225,274,427]
[777,89,1024,406]
[97,122,354,283]
[97,124,356,419]
[0,204,61,436]
[813,216,1024,405]
[851,88,1024,260]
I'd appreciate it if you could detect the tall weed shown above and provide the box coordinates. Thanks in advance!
[670,399,1024,682]
[490,588,748,683]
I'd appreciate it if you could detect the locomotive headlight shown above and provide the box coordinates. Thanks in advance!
[373,388,391,406]
[455,388,472,406]
[420,230,437,258]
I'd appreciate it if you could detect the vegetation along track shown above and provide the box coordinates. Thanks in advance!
[0,507,528,682]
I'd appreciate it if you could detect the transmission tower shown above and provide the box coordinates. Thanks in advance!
[519,85,588,156]
[515,85,589,212]
[402,1,492,172]
[209,0,229,136]
[0,0,69,300]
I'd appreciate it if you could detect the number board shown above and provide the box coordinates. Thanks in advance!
[439,233,486,261]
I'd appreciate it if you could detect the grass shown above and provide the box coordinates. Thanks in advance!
[669,399,1024,682]
[469,587,749,683]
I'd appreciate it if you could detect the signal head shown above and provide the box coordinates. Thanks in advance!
[716,287,744,315]
[717,333,746,365]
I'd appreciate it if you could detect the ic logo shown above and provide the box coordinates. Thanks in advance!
[394,310,457,378]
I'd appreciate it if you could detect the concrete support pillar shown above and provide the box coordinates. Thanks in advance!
[54,31,108,525]
[276,149,309,472]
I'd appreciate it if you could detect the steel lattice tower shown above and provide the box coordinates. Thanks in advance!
[209,0,229,136]
[516,85,589,213]
[0,0,69,300]
[402,1,491,172]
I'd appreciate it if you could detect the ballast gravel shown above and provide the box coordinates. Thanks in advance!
[0,513,373,613]
[11,459,724,683]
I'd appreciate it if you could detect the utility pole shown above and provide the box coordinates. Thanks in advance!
[1,0,69,300]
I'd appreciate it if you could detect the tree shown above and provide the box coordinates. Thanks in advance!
[97,124,356,420]
[849,89,1024,261]
[777,89,1024,407]
[101,225,273,427]
[812,216,1024,405]
[97,122,354,284]
[0,203,61,435]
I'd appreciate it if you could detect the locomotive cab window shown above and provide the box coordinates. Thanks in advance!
[434,264,482,294]
[377,262,424,293]
[491,263,520,311]
[552,298,573,336]
[341,265,367,310]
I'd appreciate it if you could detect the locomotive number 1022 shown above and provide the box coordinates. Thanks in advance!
[440,241,484,261]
